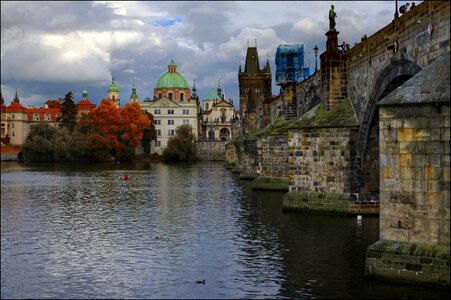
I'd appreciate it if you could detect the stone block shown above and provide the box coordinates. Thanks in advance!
[398,153,412,167]
[397,128,415,141]
[413,129,430,141]
[404,117,429,129]
[430,117,444,128]
[441,127,450,141]
[431,128,441,141]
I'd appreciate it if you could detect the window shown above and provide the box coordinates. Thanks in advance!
[154,109,161,115]
[154,140,161,147]
[156,129,161,136]
[168,129,175,136]
[180,93,184,102]
[168,93,173,100]
[12,123,15,128]
[183,119,189,125]
[34,114,39,121]
[183,109,189,115]
[46,114,51,121]
[158,93,162,98]
[206,103,209,110]
[12,131,15,137]
[154,119,161,125]
[11,114,15,120]
[168,109,174,115]
[168,119,174,125]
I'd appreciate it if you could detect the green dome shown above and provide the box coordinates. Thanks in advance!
[108,78,119,92]
[205,87,222,100]
[156,60,189,89]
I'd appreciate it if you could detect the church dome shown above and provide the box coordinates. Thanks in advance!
[156,60,189,89]
[108,78,119,92]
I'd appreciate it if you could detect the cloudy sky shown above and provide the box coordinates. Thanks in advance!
[1,1,416,108]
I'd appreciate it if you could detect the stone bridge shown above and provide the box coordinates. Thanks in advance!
[346,0,449,155]
[280,0,450,202]
[228,2,449,286]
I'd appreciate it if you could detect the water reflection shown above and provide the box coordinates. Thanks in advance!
[1,162,449,299]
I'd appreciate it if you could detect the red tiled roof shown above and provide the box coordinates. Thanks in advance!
[77,99,96,111]
[27,107,61,122]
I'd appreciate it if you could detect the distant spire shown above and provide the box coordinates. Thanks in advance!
[255,39,257,47]
[217,79,222,97]
[265,54,271,73]
[112,77,115,84]
[192,78,197,96]
[0,88,4,106]
[82,88,88,99]
[130,79,138,102]
[222,84,225,101]
[13,89,19,103]
[239,64,242,73]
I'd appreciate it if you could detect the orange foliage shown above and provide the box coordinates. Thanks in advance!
[45,100,61,108]
[86,99,150,157]
[119,101,151,148]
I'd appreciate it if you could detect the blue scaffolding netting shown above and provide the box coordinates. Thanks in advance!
[275,44,310,85]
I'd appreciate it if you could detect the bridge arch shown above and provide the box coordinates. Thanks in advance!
[358,57,421,200]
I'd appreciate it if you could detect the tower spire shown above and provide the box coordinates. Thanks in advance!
[217,78,222,97]
[130,78,138,102]
[13,89,20,103]
[82,88,88,100]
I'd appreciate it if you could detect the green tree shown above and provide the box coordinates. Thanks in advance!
[22,123,72,161]
[141,111,156,156]
[163,124,198,161]
[59,91,77,133]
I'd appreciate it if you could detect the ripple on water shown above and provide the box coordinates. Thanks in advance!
[1,162,449,299]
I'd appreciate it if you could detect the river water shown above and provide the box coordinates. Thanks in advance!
[1,161,448,299]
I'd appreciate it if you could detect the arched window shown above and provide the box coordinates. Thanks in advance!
[180,93,184,102]
[219,128,230,141]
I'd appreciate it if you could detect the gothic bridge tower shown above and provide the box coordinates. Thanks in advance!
[238,42,272,134]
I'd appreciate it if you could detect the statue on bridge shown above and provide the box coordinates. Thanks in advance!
[329,5,337,31]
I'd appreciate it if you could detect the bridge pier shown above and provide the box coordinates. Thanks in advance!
[365,54,450,287]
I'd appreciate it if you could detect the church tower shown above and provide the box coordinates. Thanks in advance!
[108,77,120,108]
[130,79,138,103]
[238,41,272,133]
[13,89,20,104]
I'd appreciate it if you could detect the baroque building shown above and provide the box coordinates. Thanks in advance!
[238,43,272,133]
[0,90,62,146]
[140,60,199,154]
[200,81,237,141]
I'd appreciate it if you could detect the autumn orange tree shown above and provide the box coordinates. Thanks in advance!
[84,99,150,161]
[119,101,151,148]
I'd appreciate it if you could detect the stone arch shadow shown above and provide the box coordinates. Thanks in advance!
[356,58,421,200]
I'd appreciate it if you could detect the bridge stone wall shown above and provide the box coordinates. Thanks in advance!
[346,0,450,149]
[196,141,227,161]
[296,71,322,117]
[256,134,288,178]
[287,126,359,195]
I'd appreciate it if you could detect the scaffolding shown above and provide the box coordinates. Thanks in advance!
[275,44,310,85]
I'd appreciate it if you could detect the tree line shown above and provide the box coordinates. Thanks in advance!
[22,91,198,162]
